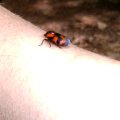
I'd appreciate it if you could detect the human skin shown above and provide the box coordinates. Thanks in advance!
[0,5,120,120]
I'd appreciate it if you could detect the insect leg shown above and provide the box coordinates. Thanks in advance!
[39,39,51,47]
[39,39,45,46]
[48,41,51,47]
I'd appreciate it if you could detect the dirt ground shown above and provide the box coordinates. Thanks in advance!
[2,1,120,60]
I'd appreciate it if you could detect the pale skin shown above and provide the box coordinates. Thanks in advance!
[0,5,120,120]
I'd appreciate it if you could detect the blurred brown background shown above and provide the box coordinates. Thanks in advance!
[1,0,120,60]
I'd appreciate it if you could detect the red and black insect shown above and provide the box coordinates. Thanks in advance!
[40,31,71,47]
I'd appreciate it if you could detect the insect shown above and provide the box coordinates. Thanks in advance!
[40,31,71,47]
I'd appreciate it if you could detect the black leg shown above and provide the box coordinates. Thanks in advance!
[48,41,51,47]
[58,46,61,48]
[38,39,51,47]
[38,39,45,46]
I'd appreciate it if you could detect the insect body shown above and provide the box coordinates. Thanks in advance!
[40,31,71,47]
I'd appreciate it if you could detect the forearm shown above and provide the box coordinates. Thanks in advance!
[0,5,120,120]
